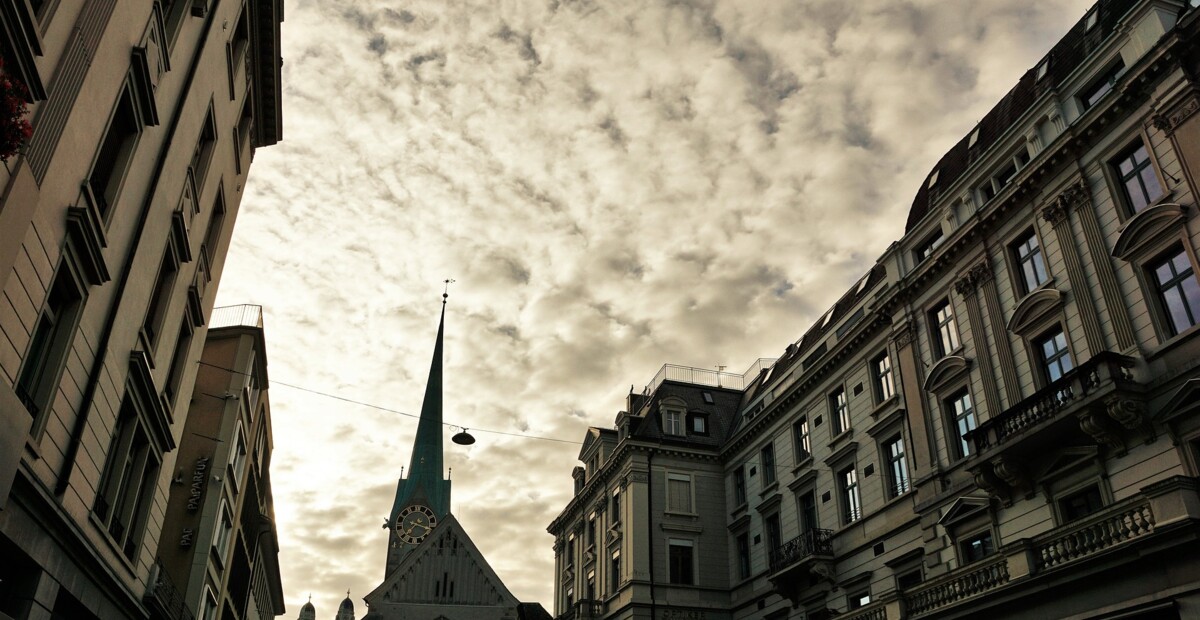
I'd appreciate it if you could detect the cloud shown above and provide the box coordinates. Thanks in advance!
[216,0,1096,613]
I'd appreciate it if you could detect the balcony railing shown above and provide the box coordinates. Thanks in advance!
[641,358,777,397]
[966,352,1135,452]
[769,528,834,572]
[556,599,602,620]
[144,559,194,620]
[211,304,264,329]
[904,554,1010,618]
[1033,498,1154,570]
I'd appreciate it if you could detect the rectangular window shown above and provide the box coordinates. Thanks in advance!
[840,466,861,524]
[793,417,811,460]
[1113,140,1163,213]
[761,442,776,486]
[914,230,944,264]
[689,413,707,435]
[830,387,850,434]
[848,590,872,610]
[142,249,179,349]
[960,530,995,564]
[1150,247,1200,336]
[610,550,621,593]
[736,533,751,579]
[202,193,227,266]
[15,264,85,418]
[200,586,218,620]
[930,300,960,357]
[1013,231,1049,294]
[897,569,923,590]
[663,409,684,436]
[799,491,818,532]
[213,500,233,564]
[94,398,161,561]
[765,513,782,551]
[587,518,596,547]
[667,473,692,513]
[586,570,595,600]
[1081,59,1125,110]
[611,489,621,523]
[1036,327,1074,383]
[948,391,977,458]
[885,435,909,497]
[733,466,746,505]
[191,109,218,188]
[668,540,694,585]
[1059,485,1104,522]
[873,352,895,403]
[89,88,140,221]
[163,322,193,407]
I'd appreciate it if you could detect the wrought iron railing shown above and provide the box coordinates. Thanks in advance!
[768,528,833,572]
[904,554,1009,617]
[1033,498,1154,570]
[144,559,194,620]
[966,352,1134,451]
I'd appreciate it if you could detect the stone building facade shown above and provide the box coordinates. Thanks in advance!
[0,0,282,618]
[549,0,1200,618]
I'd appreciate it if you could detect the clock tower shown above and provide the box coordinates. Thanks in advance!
[384,295,452,576]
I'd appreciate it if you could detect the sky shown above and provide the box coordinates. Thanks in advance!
[213,0,1095,615]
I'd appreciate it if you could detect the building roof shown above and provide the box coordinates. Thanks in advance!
[904,0,1139,233]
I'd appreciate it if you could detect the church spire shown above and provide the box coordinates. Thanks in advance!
[405,295,445,504]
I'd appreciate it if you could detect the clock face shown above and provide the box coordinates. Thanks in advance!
[395,505,437,544]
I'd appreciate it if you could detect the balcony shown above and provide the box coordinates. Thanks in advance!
[144,559,195,620]
[826,477,1199,619]
[965,352,1143,499]
[556,599,602,620]
[767,529,835,606]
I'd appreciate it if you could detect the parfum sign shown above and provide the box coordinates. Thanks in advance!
[186,457,210,511]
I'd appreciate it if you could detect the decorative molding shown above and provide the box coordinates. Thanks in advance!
[1077,408,1122,454]
[922,355,971,394]
[64,195,111,287]
[1151,94,1200,134]
[1006,288,1064,336]
[953,262,992,297]
[1110,203,1188,261]
[128,351,177,453]
[1041,201,1069,226]
[890,323,915,349]
[991,456,1026,491]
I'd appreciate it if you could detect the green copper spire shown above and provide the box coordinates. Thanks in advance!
[386,291,454,576]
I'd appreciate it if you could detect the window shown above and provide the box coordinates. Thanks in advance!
[848,590,872,610]
[94,399,161,561]
[663,409,684,436]
[668,540,694,585]
[1059,485,1104,522]
[1012,230,1049,294]
[610,550,621,593]
[914,230,944,264]
[733,466,746,505]
[15,262,85,418]
[1080,59,1124,110]
[885,435,909,497]
[200,586,218,620]
[667,473,692,513]
[798,491,818,532]
[162,322,193,406]
[897,569,923,590]
[873,352,895,403]
[840,466,861,524]
[960,530,995,564]
[761,442,776,486]
[948,391,977,458]
[930,299,960,357]
[202,192,227,265]
[1112,140,1163,213]
[793,417,811,460]
[1149,247,1200,336]
[736,533,751,579]
[830,387,850,434]
[191,109,218,188]
[586,518,596,547]
[88,88,140,221]
[142,248,179,349]
[586,570,595,600]
[213,500,233,564]
[1036,327,1074,383]
[689,413,708,435]
[565,586,573,610]
[765,512,782,559]
[611,489,621,523]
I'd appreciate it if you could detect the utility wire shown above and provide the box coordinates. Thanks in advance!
[196,360,582,445]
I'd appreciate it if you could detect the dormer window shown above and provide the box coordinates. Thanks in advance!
[1080,58,1125,110]
[967,127,980,148]
[688,413,709,435]
[1085,8,1098,30]
[1036,58,1050,80]
[662,408,684,435]
[927,170,940,188]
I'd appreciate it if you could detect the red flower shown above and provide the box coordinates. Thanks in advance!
[0,58,34,163]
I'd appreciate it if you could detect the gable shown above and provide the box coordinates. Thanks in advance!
[367,514,520,609]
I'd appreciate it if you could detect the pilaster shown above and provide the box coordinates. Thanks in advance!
[1041,199,1107,356]
[954,262,1003,419]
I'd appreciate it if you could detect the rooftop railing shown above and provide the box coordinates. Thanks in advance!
[642,358,776,397]
[210,304,264,330]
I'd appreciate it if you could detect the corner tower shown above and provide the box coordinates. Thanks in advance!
[384,295,452,576]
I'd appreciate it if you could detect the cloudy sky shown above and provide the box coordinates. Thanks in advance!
[213,0,1094,615]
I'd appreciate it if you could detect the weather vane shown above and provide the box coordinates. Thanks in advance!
[443,278,455,304]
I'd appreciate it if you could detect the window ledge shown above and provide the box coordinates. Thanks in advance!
[87,512,137,575]
[1144,322,1200,361]
[759,481,779,498]
[827,429,854,449]
[790,454,814,474]
[868,395,900,419]
[663,511,699,519]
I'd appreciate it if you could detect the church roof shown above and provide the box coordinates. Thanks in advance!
[339,597,354,610]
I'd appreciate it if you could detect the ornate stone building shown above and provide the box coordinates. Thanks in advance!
[0,0,283,618]
[549,0,1200,618]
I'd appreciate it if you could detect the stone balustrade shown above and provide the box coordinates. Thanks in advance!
[905,555,1010,618]
[1033,499,1155,570]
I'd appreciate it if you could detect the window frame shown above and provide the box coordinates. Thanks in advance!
[87,85,143,225]
[945,389,978,460]
[688,412,709,435]
[872,350,895,404]
[793,415,811,462]
[14,255,87,427]
[732,466,747,506]
[1079,57,1126,111]
[667,538,696,585]
[829,386,850,435]
[928,298,961,359]
[1145,245,1200,340]
[760,441,776,486]
[1033,325,1075,386]
[735,533,751,580]
[838,465,862,525]
[93,396,162,562]
[1010,227,1050,296]
[958,528,996,565]
[662,408,684,436]
[883,434,910,498]
[1109,138,1165,215]
[665,472,694,515]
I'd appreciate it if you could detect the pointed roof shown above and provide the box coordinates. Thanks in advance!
[366,514,520,611]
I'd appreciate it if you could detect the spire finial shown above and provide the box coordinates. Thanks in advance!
[443,278,455,304]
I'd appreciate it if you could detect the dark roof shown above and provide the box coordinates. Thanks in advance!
[633,382,743,448]
[517,603,554,620]
[904,0,1139,232]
